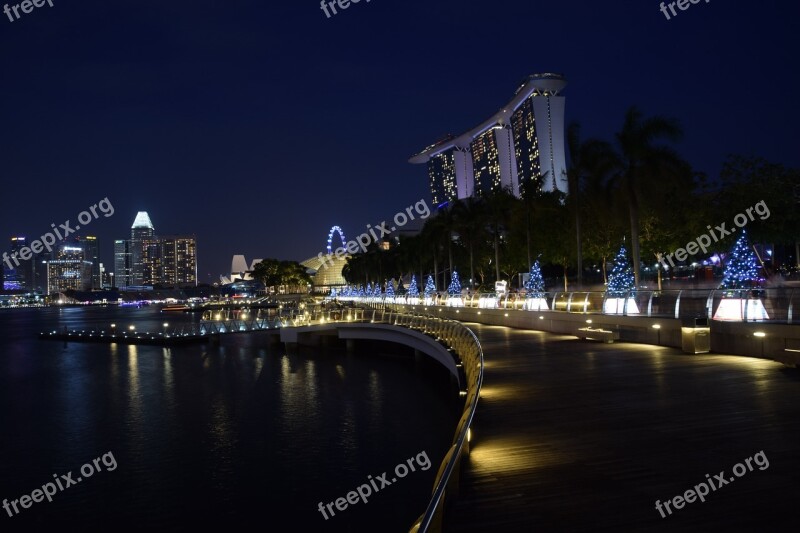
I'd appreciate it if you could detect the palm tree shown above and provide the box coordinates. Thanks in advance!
[596,107,686,287]
[484,187,515,282]
[452,197,487,290]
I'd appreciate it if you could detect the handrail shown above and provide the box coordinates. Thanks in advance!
[334,287,796,323]
[412,319,483,533]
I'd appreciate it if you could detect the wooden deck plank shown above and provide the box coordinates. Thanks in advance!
[445,324,800,532]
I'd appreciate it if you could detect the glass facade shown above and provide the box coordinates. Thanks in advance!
[114,239,132,288]
[511,97,542,193]
[427,149,457,205]
[471,129,502,196]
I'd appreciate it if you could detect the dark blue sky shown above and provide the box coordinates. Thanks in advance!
[1,0,798,283]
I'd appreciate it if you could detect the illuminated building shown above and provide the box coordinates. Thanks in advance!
[410,73,568,201]
[130,211,155,286]
[74,235,100,289]
[114,239,132,288]
[116,212,197,288]
[46,243,92,294]
[3,237,31,291]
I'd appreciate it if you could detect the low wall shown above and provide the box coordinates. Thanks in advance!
[380,303,800,365]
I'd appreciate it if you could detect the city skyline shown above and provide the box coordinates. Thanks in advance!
[0,1,798,280]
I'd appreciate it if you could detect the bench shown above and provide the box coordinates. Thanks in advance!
[577,327,620,344]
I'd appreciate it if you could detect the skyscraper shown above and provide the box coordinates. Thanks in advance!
[74,235,100,289]
[410,73,568,202]
[130,211,155,286]
[46,243,92,295]
[115,212,197,288]
[113,239,132,288]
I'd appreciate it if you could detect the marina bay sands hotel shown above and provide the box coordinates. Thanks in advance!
[410,73,568,204]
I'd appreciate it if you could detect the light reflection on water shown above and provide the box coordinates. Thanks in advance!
[0,306,458,531]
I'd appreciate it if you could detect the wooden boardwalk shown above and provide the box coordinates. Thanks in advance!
[446,323,800,532]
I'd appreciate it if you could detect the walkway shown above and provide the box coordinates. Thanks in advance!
[446,323,799,532]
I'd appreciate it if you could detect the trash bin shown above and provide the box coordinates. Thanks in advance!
[681,317,710,354]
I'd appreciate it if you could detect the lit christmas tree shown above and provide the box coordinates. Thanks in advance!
[373,283,382,297]
[447,270,462,295]
[720,230,761,290]
[408,275,419,297]
[524,260,545,298]
[385,280,394,297]
[357,285,365,297]
[607,245,635,297]
[365,282,373,296]
[330,287,338,298]
[424,275,436,297]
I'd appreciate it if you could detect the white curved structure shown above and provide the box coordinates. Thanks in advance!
[410,73,568,203]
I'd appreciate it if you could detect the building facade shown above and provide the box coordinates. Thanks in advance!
[115,212,197,288]
[47,243,93,295]
[410,73,568,203]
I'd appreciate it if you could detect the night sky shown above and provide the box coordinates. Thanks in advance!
[1,0,798,283]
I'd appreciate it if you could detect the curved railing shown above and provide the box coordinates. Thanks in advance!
[358,305,484,533]
[335,287,799,323]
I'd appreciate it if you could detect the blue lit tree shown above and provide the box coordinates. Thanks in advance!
[373,283,382,297]
[525,260,545,298]
[720,230,761,290]
[408,275,419,297]
[447,270,462,295]
[385,279,395,297]
[366,282,373,296]
[424,275,436,297]
[607,245,635,297]
[357,285,365,297]
[330,287,338,298]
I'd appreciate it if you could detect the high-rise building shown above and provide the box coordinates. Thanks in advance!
[161,236,197,286]
[73,235,100,289]
[130,211,155,286]
[410,73,568,203]
[114,239,132,288]
[115,212,197,288]
[3,237,33,291]
[47,243,92,295]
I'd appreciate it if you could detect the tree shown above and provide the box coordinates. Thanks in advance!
[447,269,462,295]
[484,188,515,281]
[407,275,419,297]
[424,275,436,297]
[720,231,761,289]
[607,245,635,297]
[252,258,311,291]
[452,197,487,289]
[596,107,688,287]
[525,260,545,297]
[385,279,395,297]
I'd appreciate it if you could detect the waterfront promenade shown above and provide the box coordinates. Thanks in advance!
[447,323,799,531]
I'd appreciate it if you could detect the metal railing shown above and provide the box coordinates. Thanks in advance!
[334,287,799,323]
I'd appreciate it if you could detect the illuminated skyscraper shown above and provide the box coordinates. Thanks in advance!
[115,212,197,288]
[46,243,92,295]
[130,211,155,286]
[410,73,568,201]
[114,239,132,288]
